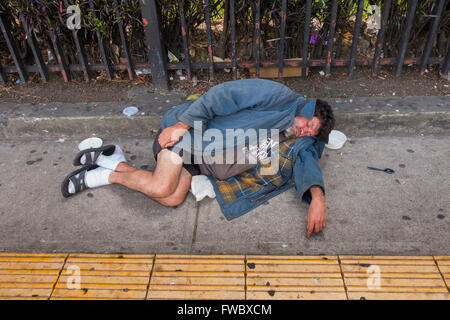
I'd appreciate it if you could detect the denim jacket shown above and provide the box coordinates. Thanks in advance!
[160,79,325,219]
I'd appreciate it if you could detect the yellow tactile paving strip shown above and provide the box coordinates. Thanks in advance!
[0,253,448,300]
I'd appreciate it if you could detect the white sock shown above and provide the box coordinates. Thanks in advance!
[68,167,112,194]
[80,145,126,171]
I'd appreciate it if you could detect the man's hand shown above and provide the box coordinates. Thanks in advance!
[306,186,326,238]
[158,121,191,149]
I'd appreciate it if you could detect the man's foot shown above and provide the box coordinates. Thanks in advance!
[61,165,113,198]
[74,144,127,171]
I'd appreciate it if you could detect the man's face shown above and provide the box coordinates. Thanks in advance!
[291,116,321,138]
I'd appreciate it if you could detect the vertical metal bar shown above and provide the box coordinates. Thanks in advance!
[49,28,71,82]
[348,0,364,77]
[325,0,338,76]
[254,0,261,78]
[63,0,90,82]
[371,0,392,76]
[140,0,169,90]
[203,0,215,80]
[0,12,27,83]
[89,0,113,80]
[442,43,450,77]
[302,0,312,78]
[230,0,237,80]
[20,15,49,82]
[278,0,287,78]
[41,3,71,82]
[114,0,135,80]
[179,0,192,80]
[395,0,418,76]
[419,0,445,75]
[0,62,7,84]
[72,30,91,82]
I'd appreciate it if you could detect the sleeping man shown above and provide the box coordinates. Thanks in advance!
[62,79,335,238]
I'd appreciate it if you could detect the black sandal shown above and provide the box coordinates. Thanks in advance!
[73,145,115,166]
[61,165,98,198]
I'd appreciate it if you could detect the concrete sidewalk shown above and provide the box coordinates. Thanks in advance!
[0,87,449,140]
[0,86,449,255]
[0,134,448,255]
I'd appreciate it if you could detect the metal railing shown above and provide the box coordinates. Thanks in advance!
[0,0,448,90]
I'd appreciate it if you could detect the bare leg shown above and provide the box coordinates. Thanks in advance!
[109,149,191,206]
[154,167,192,207]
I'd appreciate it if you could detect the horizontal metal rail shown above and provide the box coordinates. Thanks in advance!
[2,57,444,74]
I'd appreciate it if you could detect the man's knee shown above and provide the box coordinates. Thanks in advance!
[157,148,183,166]
[156,190,188,207]
[155,168,191,207]
[150,178,178,198]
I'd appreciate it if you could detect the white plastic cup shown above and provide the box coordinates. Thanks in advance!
[325,130,347,150]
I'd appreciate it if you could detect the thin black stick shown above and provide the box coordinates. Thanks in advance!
[302,0,312,78]
[348,0,364,77]
[204,0,215,80]
[0,12,27,83]
[419,0,445,75]
[114,0,135,80]
[89,0,113,80]
[0,62,7,84]
[278,0,287,78]
[49,28,71,83]
[371,0,392,76]
[325,0,338,76]
[179,0,192,80]
[20,14,49,82]
[63,0,90,82]
[230,0,237,80]
[442,43,450,77]
[254,0,261,78]
[395,0,418,76]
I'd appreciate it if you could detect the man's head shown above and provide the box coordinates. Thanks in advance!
[290,99,335,142]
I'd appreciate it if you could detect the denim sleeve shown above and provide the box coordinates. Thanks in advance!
[293,141,325,204]
[177,79,298,128]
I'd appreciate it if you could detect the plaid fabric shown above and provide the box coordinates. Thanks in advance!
[214,137,297,204]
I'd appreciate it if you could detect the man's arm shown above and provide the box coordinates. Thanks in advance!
[177,79,298,129]
[306,185,326,238]
[292,139,327,237]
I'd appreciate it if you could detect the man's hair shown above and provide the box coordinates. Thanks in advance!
[314,99,335,143]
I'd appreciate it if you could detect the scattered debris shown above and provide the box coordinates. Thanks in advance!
[47,50,56,63]
[122,106,139,116]
[167,50,179,63]
[186,93,202,101]
[192,76,198,86]
[344,32,352,39]
[135,68,151,75]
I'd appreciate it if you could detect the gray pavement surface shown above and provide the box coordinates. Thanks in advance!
[0,134,448,255]
[1,87,449,139]
[1,85,449,254]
